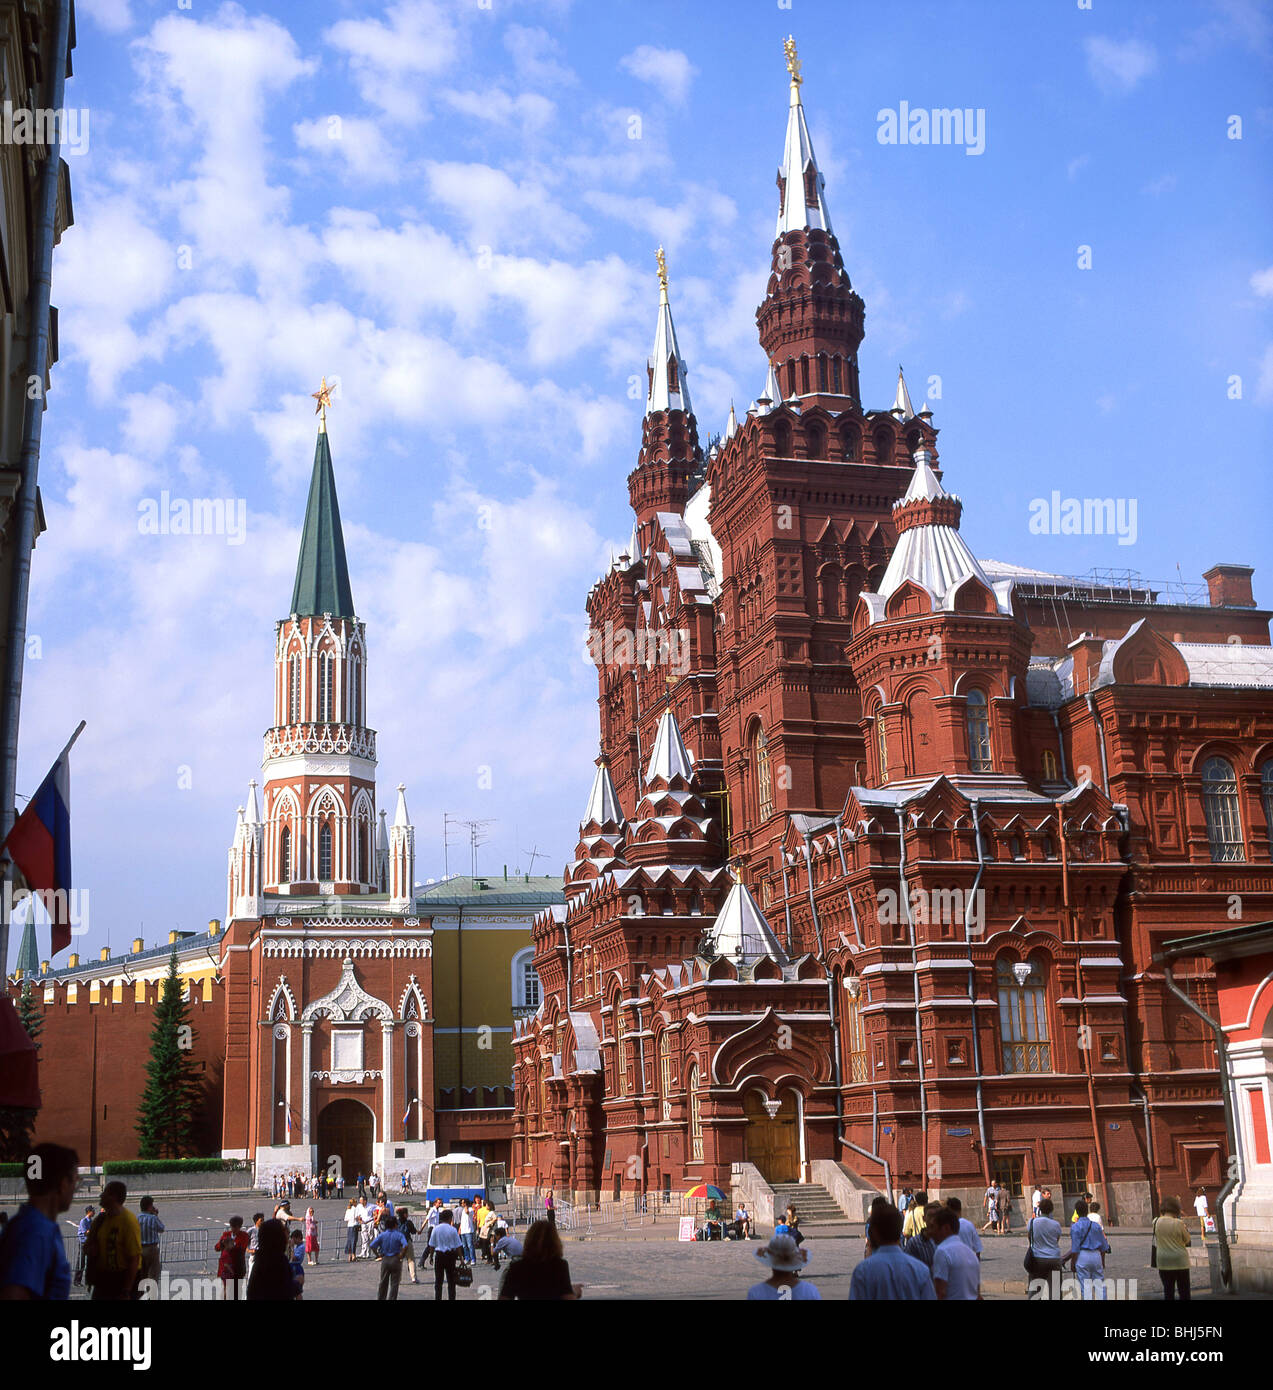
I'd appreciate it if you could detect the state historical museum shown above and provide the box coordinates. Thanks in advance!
[511,45,1273,1223]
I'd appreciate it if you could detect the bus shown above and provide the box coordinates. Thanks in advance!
[425,1152,486,1204]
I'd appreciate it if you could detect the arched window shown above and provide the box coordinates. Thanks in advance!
[278,825,291,884]
[819,566,839,617]
[288,655,301,723]
[319,822,333,880]
[1042,749,1058,782]
[318,652,334,723]
[844,977,867,1082]
[1263,762,1273,857]
[1201,756,1245,862]
[966,690,992,772]
[754,726,774,821]
[875,709,889,783]
[688,1062,703,1160]
[659,1031,672,1120]
[358,821,370,882]
[615,1009,628,1097]
[997,958,1052,1073]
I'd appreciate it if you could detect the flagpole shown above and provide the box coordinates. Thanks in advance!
[0,719,86,979]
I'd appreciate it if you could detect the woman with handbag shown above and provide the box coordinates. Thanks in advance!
[1152,1196,1192,1301]
[1023,1197,1063,1297]
[1066,1199,1111,1299]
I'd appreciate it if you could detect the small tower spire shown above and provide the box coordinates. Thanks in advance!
[311,375,335,434]
[892,366,916,420]
[646,246,692,417]
[776,36,830,236]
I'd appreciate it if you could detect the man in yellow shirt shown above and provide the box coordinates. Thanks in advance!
[87,1181,142,1301]
[902,1190,929,1240]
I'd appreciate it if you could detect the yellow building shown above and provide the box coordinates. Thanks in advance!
[418,873,561,1165]
[18,921,225,1004]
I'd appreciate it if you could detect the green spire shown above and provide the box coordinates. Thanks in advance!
[15,915,38,980]
[290,426,355,619]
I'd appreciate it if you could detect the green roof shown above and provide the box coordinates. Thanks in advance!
[290,427,355,619]
[15,917,39,979]
[415,874,564,907]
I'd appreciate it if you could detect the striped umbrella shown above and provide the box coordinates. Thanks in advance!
[684,1183,728,1201]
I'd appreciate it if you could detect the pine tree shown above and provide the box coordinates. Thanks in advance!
[0,982,42,1160]
[135,951,202,1158]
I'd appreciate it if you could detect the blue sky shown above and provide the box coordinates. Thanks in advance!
[12,0,1272,966]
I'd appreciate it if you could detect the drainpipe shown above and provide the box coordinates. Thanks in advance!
[781,860,794,955]
[630,669,643,791]
[1161,958,1235,1290]
[965,800,990,1185]
[802,833,844,1177]
[1074,926,1113,1222]
[896,810,928,1183]
[1048,709,1070,784]
[834,814,864,949]
[1084,694,1110,796]
[0,0,72,976]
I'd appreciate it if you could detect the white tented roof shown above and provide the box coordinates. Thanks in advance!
[711,879,788,964]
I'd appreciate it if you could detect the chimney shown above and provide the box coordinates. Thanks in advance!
[68,953,79,968]
[99,946,110,962]
[132,937,143,954]
[208,919,221,935]
[169,930,179,945]
[1067,632,1106,695]
[1203,564,1255,608]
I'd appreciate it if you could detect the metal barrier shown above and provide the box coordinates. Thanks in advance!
[61,1227,210,1274]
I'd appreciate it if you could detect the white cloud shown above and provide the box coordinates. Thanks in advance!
[78,0,133,33]
[440,88,557,135]
[425,160,589,254]
[1257,343,1273,404]
[1251,266,1273,297]
[1084,36,1158,92]
[325,0,459,123]
[619,45,697,106]
[294,115,396,180]
[1067,154,1090,180]
[503,25,575,89]
[1141,173,1177,196]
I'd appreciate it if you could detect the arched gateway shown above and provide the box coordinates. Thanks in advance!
[316,1098,375,1181]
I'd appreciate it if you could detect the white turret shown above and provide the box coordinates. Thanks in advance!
[389,784,415,910]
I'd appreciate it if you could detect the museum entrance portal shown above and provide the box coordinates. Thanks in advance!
[744,1090,800,1184]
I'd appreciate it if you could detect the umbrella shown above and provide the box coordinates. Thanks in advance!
[0,993,40,1109]
[684,1183,728,1202]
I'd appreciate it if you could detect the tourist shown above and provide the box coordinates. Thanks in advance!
[401,1171,410,1194]
[1066,1199,1111,1299]
[850,1203,935,1300]
[357,1197,373,1258]
[398,1207,420,1284]
[1024,1196,1064,1296]
[137,1196,164,1292]
[946,1197,983,1258]
[88,1181,143,1302]
[1031,1183,1043,1217]
[498,1218,582,1300]
[931,1207,980,1300]
[901,1190,929,1240]
[493,1227,524,1264]
[480,1204,500,1265]
[1193,1187,1209,1233]
[336,1172,345,1199]
[746,1233,819,1301]
[428,1210,463,1301]
[981,1180,1000,1234]
[734,1201,753,1240]
[247,1212,265,1278]
[0,1141,78,1300]
[1070,1191,1095,1224]
[343,1199,360,1262]
[304,1206,319,1266]
[898,1187,912,1214]
[1152,1196,1192,1302]
[902,1202,942,1271]
[458,1199,476,1263]
[423,1199,441,1266]
[247,1219,300,1301]
[370,1213,409,1300]
[215,1216,249,1298]
[783,1203,803,1247]
[1089,1201,1105,1228]
[997,1183,1012,1235]
[73,1204,95,1288]
[544,1189,556,1226]
[288,1230,306,1297]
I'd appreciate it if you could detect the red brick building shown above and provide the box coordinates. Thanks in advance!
[511,45,1273,1223]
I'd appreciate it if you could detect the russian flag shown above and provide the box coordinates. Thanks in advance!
[4,745,74,956]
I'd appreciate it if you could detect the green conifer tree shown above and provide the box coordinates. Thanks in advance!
[135,951,202,1158]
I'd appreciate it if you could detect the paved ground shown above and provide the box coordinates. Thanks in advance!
[8,1195,1255,1301]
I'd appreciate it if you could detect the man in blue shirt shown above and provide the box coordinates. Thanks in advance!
[370,1214,409,1301]
[137,1196,165,1289]
[850,1204,936,1300]
[0,1143,79,1301]
[73,1205,96,1287]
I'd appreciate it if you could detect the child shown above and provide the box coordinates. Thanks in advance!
[288,1229,306,1299]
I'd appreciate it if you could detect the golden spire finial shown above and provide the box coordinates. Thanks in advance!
[312,375,335,432]
[784,35,802,87]
[656,245,668,301]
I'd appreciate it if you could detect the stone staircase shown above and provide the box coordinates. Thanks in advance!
[770,1182,856,1227]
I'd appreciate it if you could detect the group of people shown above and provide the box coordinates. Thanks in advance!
[267,1170,403,1203]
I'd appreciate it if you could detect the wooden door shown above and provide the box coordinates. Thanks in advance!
[744,1091,800,1183]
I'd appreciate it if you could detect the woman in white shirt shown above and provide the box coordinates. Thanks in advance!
[457,1200,476,1263]
[343,1199,360,1263]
